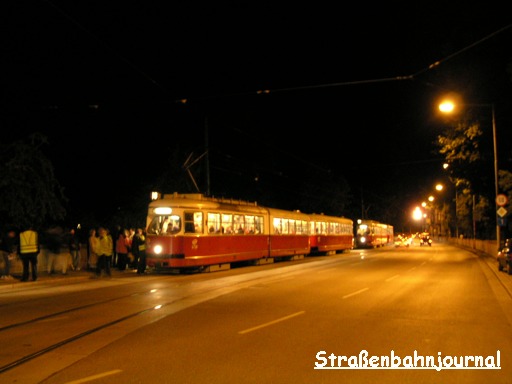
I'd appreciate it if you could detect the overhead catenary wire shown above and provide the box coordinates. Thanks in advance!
[40,1,512,107]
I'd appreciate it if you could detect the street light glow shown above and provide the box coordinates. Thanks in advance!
[412,206,423,221]
[439,100,455,113]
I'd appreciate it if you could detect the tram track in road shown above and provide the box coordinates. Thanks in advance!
[0,257,351,377]
[0,292,142,332]
[0,285,170,375]
[0,304,155,374]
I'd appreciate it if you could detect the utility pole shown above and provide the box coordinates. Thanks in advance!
[205,116,211,196]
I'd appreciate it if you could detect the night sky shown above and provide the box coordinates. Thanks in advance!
[2,2,512,228]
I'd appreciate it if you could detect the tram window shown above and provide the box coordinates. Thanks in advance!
[297,219,305,234]
[160,215,181,234]
[147,217,160,235]
[161,217,170,233]
[184,212,194,233]
[194,212,203,233]
[273,218,281,234]
[289,219,296,234]
[281,218,289,235]
[357,224,370,235]
[297,219,302,234]
[316,221,325,235]
[207,212,221,234]
[169,215,180,233]
[254,215,263,234]
[245,215,255,234]
[222,213,233,234]
[184,211,203,233]
[234,214,245,234]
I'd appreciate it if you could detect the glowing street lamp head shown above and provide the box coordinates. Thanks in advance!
[438,92,462,115]
[412,206,423,221]
[439,100,455,113]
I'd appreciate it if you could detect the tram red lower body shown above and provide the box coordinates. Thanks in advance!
[146,234,310,269]
[309,235,353,254]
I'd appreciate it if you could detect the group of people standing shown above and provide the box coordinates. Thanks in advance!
[0,224,149,282]
[45,226,82,275]
[88,226,147,277]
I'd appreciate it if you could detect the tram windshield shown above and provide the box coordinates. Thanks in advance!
[357,224,370,235]
[147,214,181,235]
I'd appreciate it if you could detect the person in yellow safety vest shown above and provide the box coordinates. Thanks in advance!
[132,228,147,275]
[19,226,40,282]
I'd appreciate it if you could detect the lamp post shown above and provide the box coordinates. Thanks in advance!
[439,100,500,250]
[442,163,458,238]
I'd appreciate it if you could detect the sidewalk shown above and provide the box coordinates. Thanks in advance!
[0,247,138,291]
[0,267,146,291]
[0,268,89,289]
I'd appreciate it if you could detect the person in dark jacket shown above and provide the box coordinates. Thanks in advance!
[132,228,147,275]
[67,228,81,271]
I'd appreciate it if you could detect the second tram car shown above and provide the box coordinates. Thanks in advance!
[355,219,394,248]
[309,214,354,255]
[145,193,354,272]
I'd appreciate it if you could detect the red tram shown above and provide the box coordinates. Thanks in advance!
[354,219,394,248]
[145,193,353,272]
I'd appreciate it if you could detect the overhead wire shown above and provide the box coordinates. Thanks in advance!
[41,1,512,105]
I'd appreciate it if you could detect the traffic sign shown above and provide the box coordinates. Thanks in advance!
[496,194,508,207]
[497,207,507,218]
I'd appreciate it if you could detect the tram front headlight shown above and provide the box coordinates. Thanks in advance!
[153,245,163,254]
[360,236,366,243]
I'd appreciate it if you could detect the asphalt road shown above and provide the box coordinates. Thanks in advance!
[1,241,511,384]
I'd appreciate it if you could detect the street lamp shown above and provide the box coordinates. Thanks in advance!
[434,183,447,237]
[438,99,500,250]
